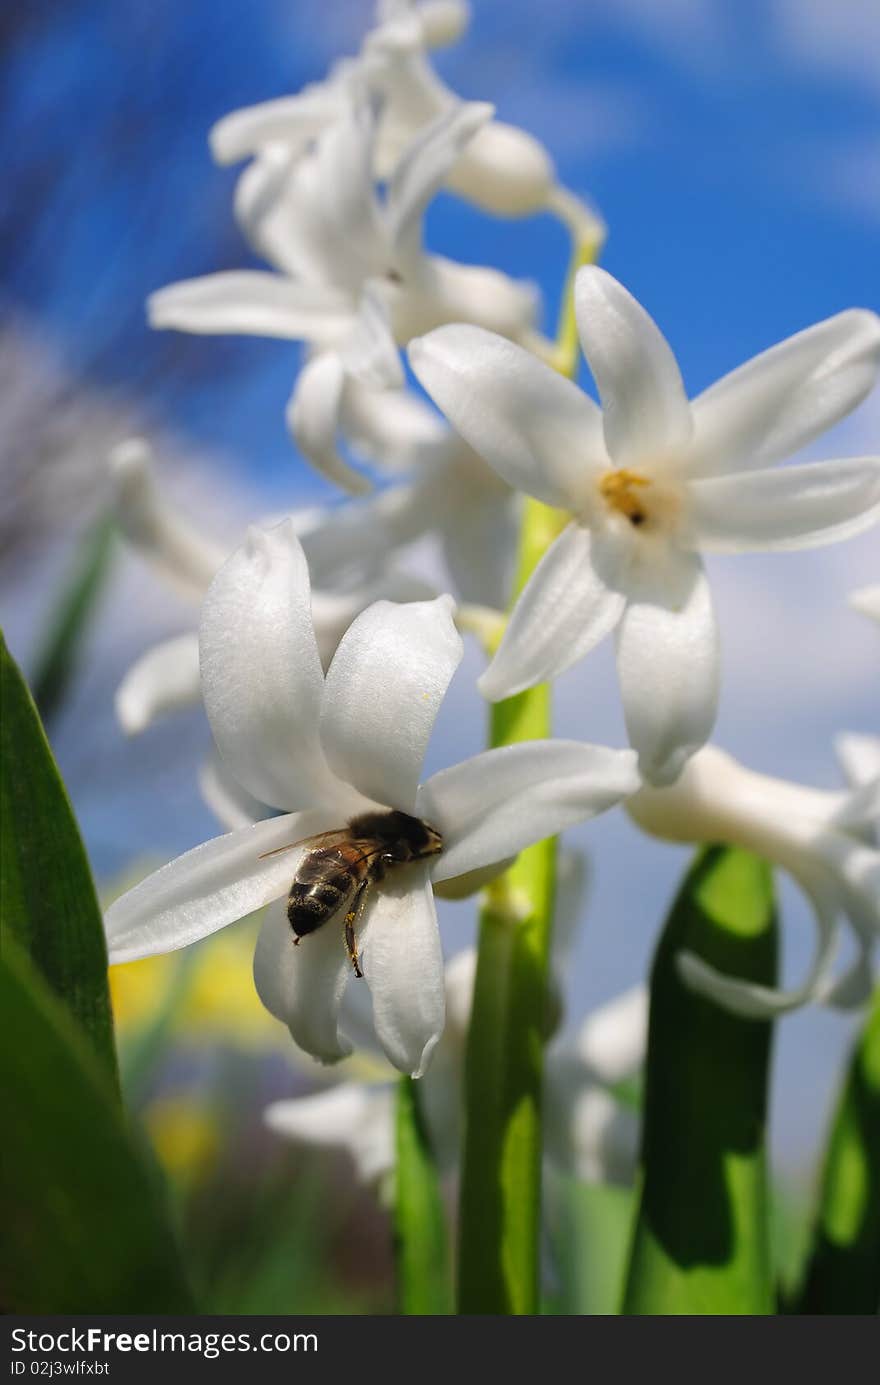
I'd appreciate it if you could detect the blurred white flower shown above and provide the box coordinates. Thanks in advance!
[109,439,434,736]
[104,521,639,1077]
[150,98,545,494]
[410,267,880,785]
[626,741,880,1018]
[265,943,647,1191]
[850,584,880,623]
[209,0,603,236]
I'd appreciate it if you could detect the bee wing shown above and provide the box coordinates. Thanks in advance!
[257,827,352,861]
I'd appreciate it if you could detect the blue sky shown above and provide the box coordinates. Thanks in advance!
[3,0,879,1171]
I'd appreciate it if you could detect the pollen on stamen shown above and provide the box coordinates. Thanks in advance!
[598,469,652,527]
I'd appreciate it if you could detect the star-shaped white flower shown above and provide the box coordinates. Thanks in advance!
[109,439,434,736]
[104,521,639,1077]
[409,267,880,784]
[149,97,544,494]
[626,741,880,1017]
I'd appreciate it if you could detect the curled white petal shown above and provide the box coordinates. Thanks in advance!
[420,741,640,884]
[200,521,350,813]
[574,266,692,468]
[210,89,339,166]
[105,812,327,964]
[198,751,267,832]
[108,439,223,595]
[320,596,463,812]
[287,353,373,497]
[254,897,354,1065]
[444,119,556,218]
[573,985,649,1085]
[115,634,201,735]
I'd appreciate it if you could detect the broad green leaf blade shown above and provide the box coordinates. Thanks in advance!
[0,941,195,1312]
[622,846,777,1315]
[30,513,115,725]
[0,631,117,1083]
[795,987,880,1314]
[394,1076,451,1315]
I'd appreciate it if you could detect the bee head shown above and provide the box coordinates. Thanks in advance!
[348,809,444,862]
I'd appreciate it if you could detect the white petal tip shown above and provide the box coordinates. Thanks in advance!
[410,1031,442,1080]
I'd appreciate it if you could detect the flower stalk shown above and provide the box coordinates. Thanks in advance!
[456,239,596,1315]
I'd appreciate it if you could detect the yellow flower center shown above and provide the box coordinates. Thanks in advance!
[598,468,651,526]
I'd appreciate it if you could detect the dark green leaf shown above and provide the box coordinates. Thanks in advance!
[30,514,115,725]
[0,940,195,1312]
[794,987,880,1314]
[1,631,117,1083]
[622,846,777,1315]
[394,1076,451,1314]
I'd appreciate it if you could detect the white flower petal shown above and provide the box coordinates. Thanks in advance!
[413,255,541,341]
[574,266,692,467]
[615,552,719,786]
[440,485,520,609]
[210,90,339,166]
[478,523,627,700]
[105,811,327,964]
[339,377,449,472]
[148,272,352,342]
[115,634,202,735]
[198,750,267,831]
[835,733,880,794]
[420,740,640,883]
[311,571,438,671]
[850,585,880,623]
[320,595,463,812]
[387,101,493,268]
[108,439,224,595]
[266,1085,396,1184]
[544,1071,639,1185]
[338,284,404,391]
[688,309,880,476]
[689,458,880,553]
[409,325,605,508]
[677,887,840,1018]
[287,353,373,496]
[358,866,445,1077]
[573,985,649,1085]
[254,896,353,1064]
[200,520,349,813]
[444,119,556,217]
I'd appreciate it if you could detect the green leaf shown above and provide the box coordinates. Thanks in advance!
[394,1076,451,1315]
[0,940,196,1312]
[0,631,118,1083]
[794,987,880,1314]
[30,513,115,726]
[622,846,777,1315]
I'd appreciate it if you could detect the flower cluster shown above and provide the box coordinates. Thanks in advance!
[106,0,879,1187]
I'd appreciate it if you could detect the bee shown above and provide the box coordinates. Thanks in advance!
[259,810,443,978]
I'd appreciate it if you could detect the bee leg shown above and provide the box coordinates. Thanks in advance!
[343,881,369,979]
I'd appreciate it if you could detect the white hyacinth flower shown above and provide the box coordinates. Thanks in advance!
[265,942,646,1192]
[150,98,544,494]
[626,742,880,1018]
[104,521,639,1077]
[409,267,880,785]
[109,439,434,736]
[209,0,601,235]
[850,585,880,623]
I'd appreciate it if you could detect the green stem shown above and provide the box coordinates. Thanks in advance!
[793,987,880,1314]
[394,1077,452,1315]
[456,231,599,1315]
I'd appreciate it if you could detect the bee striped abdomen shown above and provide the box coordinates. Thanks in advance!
[287,847,358,938]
